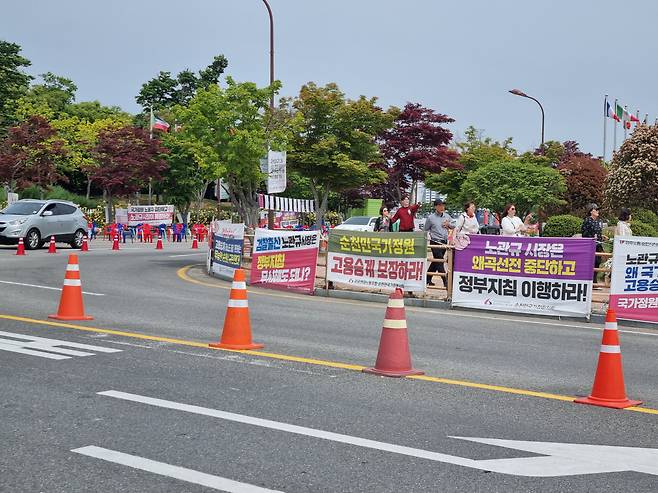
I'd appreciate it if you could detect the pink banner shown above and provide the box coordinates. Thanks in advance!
[250,229,320,294]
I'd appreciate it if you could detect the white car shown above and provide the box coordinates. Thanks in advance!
[333,216,378,232]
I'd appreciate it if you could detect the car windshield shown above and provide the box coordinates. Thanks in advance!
[342,216,371,225]
[1,201,45,215]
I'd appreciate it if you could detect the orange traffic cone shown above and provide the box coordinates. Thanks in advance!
[155,233,163,250]
[112,234,120,250]
[191,235,198,249]
[363,288,424,377]
[81,235,89,252]
[575,309,641,409]
[48,254,93,321]
[48,235,57,253]
[209,269,263,350]
[16,237,26,256]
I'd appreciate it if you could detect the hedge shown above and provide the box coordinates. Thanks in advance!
[542,214,583,237]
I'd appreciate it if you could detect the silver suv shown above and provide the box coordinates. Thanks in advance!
[0,199,88,250]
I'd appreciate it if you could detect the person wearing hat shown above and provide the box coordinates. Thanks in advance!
[581,203,608,283]
[424,198,454,286]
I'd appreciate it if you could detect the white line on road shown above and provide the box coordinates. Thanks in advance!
[168,253,207,258]
[72,446,282,492]
[99,391,658,478]
[0,280,105,296]
[0,330,121,360]
[0,341,70,359]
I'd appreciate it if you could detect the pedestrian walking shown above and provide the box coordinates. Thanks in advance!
[581,203,607,283]
[373,206,392,232]
[615,208,633,237]
[424,198,454,286]
[500,203,533,236]
[391,196,421,232]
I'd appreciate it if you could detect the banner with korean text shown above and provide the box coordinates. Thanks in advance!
[610,236,658,324]
[327,231,427,292]
[250,228,320,294]
[211,221,245,281]
[127,205,175,226]
[452,235,595,317]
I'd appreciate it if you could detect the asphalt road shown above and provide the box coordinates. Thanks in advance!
[1,240,657,492]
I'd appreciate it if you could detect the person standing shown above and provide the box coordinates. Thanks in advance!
[374,205,392,232]
[455,201,480,235]
[391,196,421,232]
[615,208,633,237]
[581,203,607,283]
[500,203,533,236]
[424,198,454,286]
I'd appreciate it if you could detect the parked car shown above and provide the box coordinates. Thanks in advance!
[0,199,89,249]
[333,216,378,232]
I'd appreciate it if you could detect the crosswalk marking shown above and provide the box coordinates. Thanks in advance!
[0,330,121,360]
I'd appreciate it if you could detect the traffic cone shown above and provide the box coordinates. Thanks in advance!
[191,235,198,249]
[575,309,642,409]
[363,288,424,377]
[81,235,89,252]
[48,254,93,321]
[16,237,26,256]
[155,233,163,250]
[48,235,57,254]
[209,269,263,350]
[112,234,120,250]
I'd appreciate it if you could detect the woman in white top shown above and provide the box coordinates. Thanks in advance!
[615,208,633,236]
[455,201,480,235]
[500,203,533,236]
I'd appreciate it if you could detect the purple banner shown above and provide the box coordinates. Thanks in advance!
[454,235,595,281]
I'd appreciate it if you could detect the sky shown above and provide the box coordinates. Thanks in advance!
[2,0,657,158]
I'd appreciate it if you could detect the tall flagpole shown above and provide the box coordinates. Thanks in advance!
[613,98,618,152]
[623,105,628,141]
[602,94,608,161]
[148,106,153,205]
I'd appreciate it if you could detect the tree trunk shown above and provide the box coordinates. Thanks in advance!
[86,177,92,200]
[106,191,114,224]
[311,181,329,229]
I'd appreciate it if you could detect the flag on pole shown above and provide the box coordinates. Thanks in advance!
[615,103,624,121]
[606,100,619,121]
[629,113,640,123]
[152,117,170,132]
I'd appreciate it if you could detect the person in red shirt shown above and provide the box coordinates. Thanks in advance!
[391,196,420,232]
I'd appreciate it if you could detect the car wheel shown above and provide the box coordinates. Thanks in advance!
[70,229,85,249]
[25,228,41,250]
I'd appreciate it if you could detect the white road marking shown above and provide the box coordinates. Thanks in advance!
[168,253,207,258]
[0,280,104,296]
[99,390,658,478]
[0,331,121,360]
[72,446,281,492]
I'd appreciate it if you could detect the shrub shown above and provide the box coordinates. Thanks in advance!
[630,221,658,238]
[542,214,583,237]
[632,208,658,231]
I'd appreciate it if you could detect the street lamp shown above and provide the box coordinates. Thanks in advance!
[262,0,274,109]
[509,89,545,150]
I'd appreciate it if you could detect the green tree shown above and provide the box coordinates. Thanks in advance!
[173,78,283,226]
[64,101,131,122]
[136,55,229,110]
[460,160,566,216]
[0,40,33,131]
[287,82,394,225]
[425,126,515,207]
[605,124,658,212]
[16,72,77,118]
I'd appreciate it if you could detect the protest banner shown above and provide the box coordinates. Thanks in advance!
[327,231,427,292]
[127,205,174,226]
[452,235,595,317]
[609,236,658,324]
[211,222,245,281]
[251,228,319,294]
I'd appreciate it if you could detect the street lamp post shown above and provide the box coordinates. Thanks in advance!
[262,0,274,109]
[509,89,545,150]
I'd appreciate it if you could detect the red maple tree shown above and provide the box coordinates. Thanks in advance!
[91,126,168,219]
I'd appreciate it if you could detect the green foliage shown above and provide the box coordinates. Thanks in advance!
[0,40,32,130]
[304,210,342,227]
[460,160,566,216]
[64,101,131,122]
[16,72,77,118]
[81,204,106,226]
[630,221,658,238]
[159,133,208,213]
[605,124,658,212]
[17,184,98,208]
[632,208,658,231]
[541,214,583,237]
[287,82,394,224]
